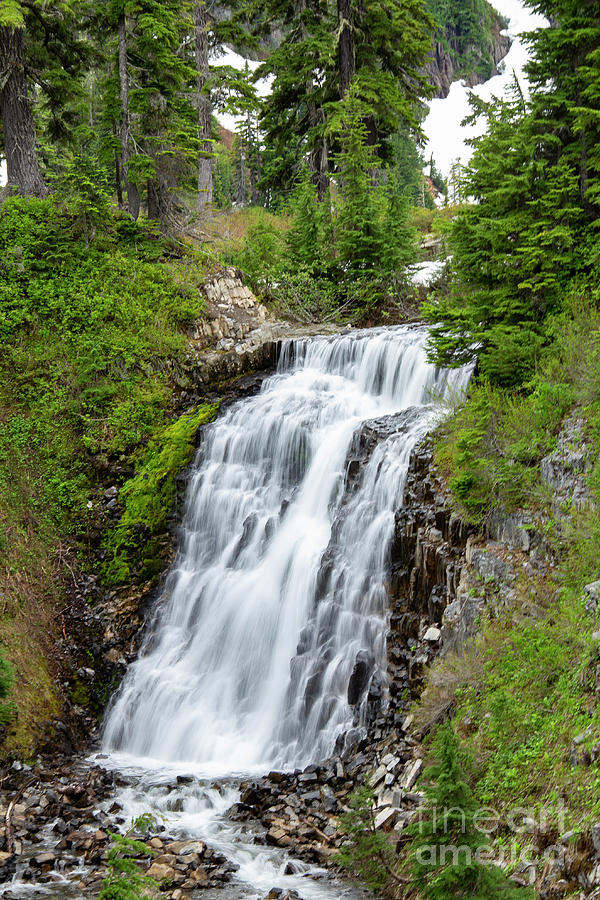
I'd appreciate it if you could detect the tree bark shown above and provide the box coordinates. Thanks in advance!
[118,14,140,220]
[0,26,47,197]
[337,0,354,98]
[194,0,213,211]
[300,0,328,198]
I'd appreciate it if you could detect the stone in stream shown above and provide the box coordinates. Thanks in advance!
[146,861,177,883]
[264,889,302,900]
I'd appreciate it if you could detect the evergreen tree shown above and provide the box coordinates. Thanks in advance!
[389,124,427,207]
[333,83,415,286]
[101,0,198,223]
[526,0,600,220]
[424,72,590,385]
[409,723,533,900]
[253,0,335,194]
[286,166,332,272]
[0,0,93,196]
[252,0,435,193]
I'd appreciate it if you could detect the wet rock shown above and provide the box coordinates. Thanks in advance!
[347,651,374,706]
[30,851,56,869]
[263,889,302,900]
[147,861,177,883]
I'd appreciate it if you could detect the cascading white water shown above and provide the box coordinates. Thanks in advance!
[103,326,468,774]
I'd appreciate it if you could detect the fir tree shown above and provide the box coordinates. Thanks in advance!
[252,0,435,192]
[424,2,600,386]
[286,166,332,272]
[0,0,94,196]
[409,723,533,900]
[334,83,415,287]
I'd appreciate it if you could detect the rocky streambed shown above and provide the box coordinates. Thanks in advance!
[0,748,378,900]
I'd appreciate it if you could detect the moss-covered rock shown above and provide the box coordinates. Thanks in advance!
[103,403,220,585]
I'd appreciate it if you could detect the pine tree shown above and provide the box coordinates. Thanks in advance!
[0,0,93,196]
[409,723,533,900]
[253,0,335,193]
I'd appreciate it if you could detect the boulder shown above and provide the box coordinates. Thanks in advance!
[146,862,176,883]
[584,581,600,615]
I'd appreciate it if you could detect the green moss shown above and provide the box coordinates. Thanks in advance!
[103,403,220,585]
[70,678,91,708]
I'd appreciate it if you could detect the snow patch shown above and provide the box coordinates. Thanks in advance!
[422,0,547,175]
[407,258,447,287]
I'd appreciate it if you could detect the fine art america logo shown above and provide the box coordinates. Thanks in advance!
[415,803,568,882]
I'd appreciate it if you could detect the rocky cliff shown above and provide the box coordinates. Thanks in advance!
[425,9,512,99]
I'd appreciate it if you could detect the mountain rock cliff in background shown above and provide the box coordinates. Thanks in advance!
[425,0,511,98]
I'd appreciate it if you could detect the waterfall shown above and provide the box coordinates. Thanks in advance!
[103,326,468,775]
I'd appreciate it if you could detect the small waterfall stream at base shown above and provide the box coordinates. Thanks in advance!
[96,325,469,899]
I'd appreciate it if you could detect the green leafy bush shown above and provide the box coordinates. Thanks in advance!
[99,814,158,900]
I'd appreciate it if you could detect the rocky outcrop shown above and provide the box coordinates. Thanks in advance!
[186,267,341,389]
[389,443,472,671]
[540,412,593,512]
[425,11,512,99]
[387,410,593,667]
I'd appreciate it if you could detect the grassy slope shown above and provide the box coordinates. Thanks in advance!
[413,302,600,848]
[0,197,217,755]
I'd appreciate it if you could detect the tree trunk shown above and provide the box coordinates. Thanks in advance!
[113,122,123,207]
[147,180,160,220]
[195,0,213,211]
[0,26,47,197]
[118,15,140,220]
[337,0,354,98]
[237,136,246,205]
[299,0,329,198]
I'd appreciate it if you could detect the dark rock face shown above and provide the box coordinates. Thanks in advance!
[347,651,374,706]
[387,443,472,695]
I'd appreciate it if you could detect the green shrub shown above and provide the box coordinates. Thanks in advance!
[407,723,532,899]
[336,786,397,892]
[434,306,600,524]
[99,814,158,900]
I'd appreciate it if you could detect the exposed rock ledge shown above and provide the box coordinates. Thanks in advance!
[387,415,589,666]
[186,267,342,388]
